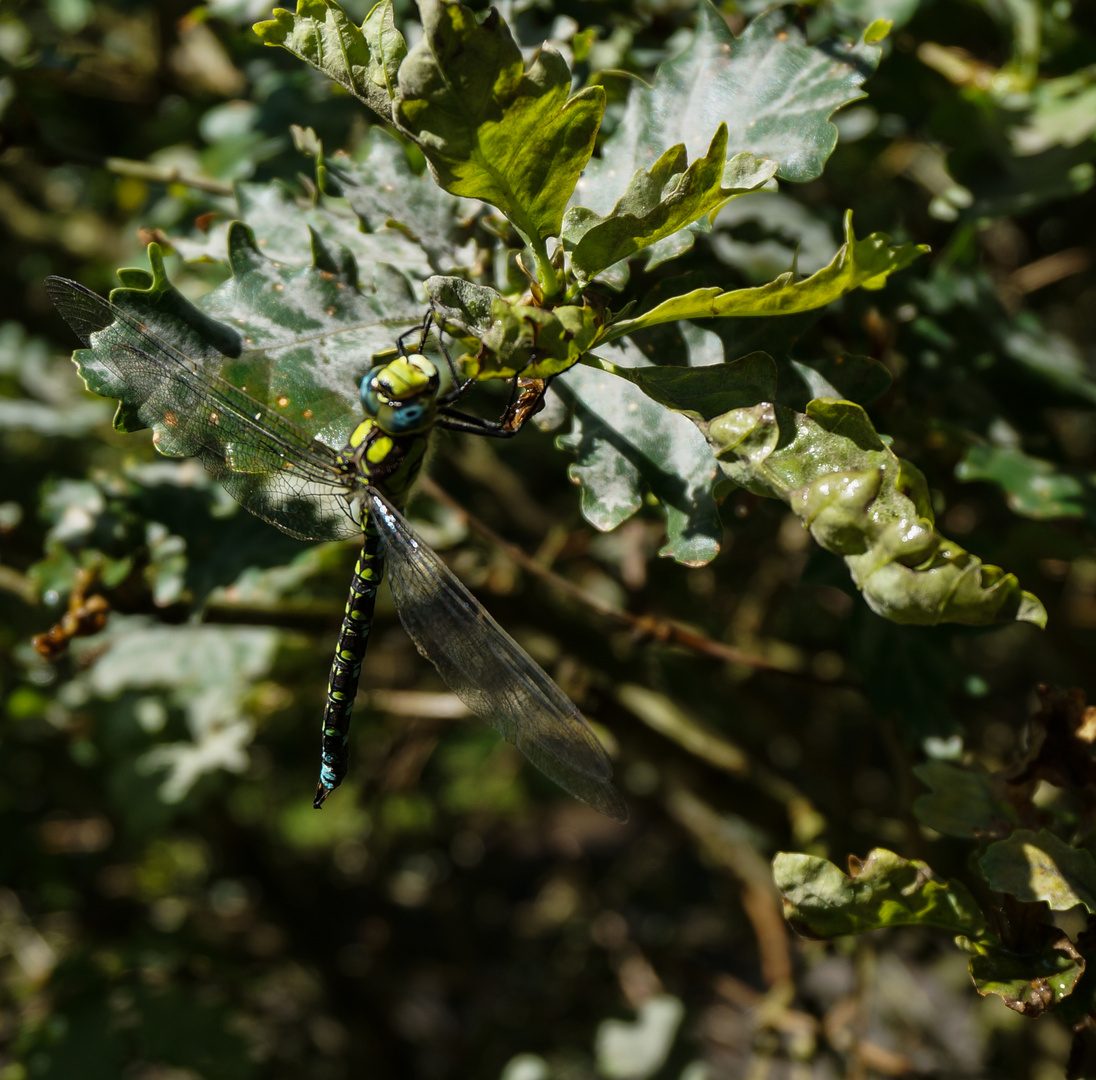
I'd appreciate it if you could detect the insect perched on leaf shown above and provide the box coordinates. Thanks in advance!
[46,276,627,823]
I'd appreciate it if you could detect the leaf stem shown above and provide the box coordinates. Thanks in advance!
[530,236,560,302]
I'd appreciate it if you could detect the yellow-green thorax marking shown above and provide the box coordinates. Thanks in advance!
[314,350,441,807]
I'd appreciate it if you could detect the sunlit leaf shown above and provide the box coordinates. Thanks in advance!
[979,829,1096,913]
[253,0,405,121]
[774,848,987,938]
[563,129,777,284]
[74,235,422,453]
[606,213,927,338]
[172,175,432,281]
[702,396,1045,626]
[394,0,604,245]
[573,1,884,228]
[319,128,473,271]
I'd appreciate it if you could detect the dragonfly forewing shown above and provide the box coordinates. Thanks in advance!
[48,275,628,821]
[47,277,362,542]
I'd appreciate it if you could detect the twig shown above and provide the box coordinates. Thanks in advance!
[618,684,825,846]
[100,156,234,197]
[53,145,235,197]
[1008,247,1091,295]
[0,564,37,605]
[364,689,470,720]
[417,475,815,678]
[664,781,792,987]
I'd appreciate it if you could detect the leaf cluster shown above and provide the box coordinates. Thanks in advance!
[4,0,1096,1076]
[776,687,1096,1033]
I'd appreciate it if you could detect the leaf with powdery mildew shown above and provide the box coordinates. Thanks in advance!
[573,2,884,226]
[556,343,721,566]
[68,232,422,457]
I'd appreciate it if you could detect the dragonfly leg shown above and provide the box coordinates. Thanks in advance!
[314,525,385,808]
[410,305,547,435]
[437,377,549,438]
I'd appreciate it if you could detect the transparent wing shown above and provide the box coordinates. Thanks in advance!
[46,276,361,541]
[369,491,628,823]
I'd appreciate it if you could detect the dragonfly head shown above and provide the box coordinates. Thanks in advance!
[360,354,440,434]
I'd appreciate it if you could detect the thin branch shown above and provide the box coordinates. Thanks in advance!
[664,780,793,987]
[102,156,235,197]
[53,145,235,197]
[1008,247,1091,295]
[618,683,825,846]
[417,474,825,679]
[0,564,37,605]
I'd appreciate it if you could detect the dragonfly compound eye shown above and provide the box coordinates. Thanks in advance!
[395,402,426,430]
[360,365,387,415]
[362,355,442,434]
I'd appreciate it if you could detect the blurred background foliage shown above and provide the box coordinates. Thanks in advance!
[2,0,1096,1077]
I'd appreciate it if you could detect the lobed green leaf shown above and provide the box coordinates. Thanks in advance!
[76,233,422,454]
[912,760,1019,838]
[318,128,472,271]
[702,395,1046,626]
[774,848,987,938]
[253,0,405,122]
[172,169,432,282]
[394,0,604,246]
[70,615,282,803]
[606,213,928,338]
[573,1,883,232]
[563,127,777,284]
[957,442,1096,526]
[979,829,1096,914]
[961,929,1086,1017]
[557,346,722,567]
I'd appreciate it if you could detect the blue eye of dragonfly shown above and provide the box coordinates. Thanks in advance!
[388,402,426,432]
[361,356,440,436]
[359,365,385,415]
[44,279,628,824]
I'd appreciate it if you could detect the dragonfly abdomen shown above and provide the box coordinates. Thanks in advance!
[314,520,385,808]
[314,417,431,808]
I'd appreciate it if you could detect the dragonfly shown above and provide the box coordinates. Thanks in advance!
[45,276,627,823]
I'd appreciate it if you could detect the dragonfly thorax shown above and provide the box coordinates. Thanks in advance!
[360,353,440,435]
